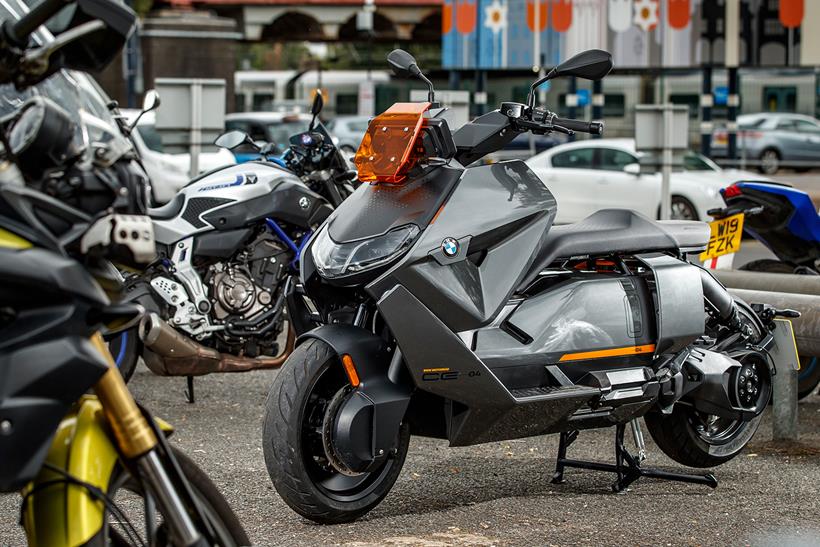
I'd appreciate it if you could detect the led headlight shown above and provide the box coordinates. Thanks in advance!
[312,223,420,279]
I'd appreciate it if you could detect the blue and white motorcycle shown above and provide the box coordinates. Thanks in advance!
[713,180,819,398]
[109,93,357,389]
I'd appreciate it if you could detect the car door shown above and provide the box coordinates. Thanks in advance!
[541,147,598,223]
[772,118,805,163]
[593,147,660,218]
[793,119,820,162]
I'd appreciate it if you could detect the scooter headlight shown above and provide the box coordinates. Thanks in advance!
[311,223,419,279]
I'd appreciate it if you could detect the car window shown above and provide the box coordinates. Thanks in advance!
[265,120,310,152]
[137,124,164,153]
[776,119,797,131]
[683,152,718,171]
[795,120,820,133]
[598,148,637,171]
[551,148,594,169]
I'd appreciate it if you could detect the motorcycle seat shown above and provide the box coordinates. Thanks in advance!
[147,193,185,220]
[519,209,709,289]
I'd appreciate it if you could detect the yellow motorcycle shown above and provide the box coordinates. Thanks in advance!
[0,0,249,544]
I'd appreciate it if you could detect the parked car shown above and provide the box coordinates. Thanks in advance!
[224,111,312,162]
[325,115,370,155]
[525,138,763,223]
[122,109,236,203]
[712,113,820,175]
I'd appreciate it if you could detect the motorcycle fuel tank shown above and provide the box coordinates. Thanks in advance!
[152,162,331,245]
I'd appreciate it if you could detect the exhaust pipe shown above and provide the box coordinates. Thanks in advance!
[139,313,295,376]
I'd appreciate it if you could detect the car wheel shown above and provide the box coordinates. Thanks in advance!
[759,148,780,175]
[670,195,699,221]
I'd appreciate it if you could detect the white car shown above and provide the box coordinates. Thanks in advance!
[525,139,764,223]
[122,110,236,204]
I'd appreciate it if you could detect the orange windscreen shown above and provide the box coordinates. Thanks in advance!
[354,102,431,184]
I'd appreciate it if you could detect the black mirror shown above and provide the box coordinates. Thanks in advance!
[387,49,436,104]
[387,49,420,79]
[42,0,137,74]
[554,49,613,81]
[214,130,255,150]
[311,91,324,116]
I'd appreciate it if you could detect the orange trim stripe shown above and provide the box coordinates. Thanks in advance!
[559,344,656,362]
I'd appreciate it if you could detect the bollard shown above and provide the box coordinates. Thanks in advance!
[772,361,799,441]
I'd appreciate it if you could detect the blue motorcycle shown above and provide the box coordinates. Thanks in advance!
[714,181,819,399]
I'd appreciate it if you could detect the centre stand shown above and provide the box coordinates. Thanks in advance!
[551,421,718,492]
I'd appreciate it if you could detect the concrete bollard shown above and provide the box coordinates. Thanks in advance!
[772,362,799,441]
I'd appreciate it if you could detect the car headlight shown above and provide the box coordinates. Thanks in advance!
[311,223,420,279]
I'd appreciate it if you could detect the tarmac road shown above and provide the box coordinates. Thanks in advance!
[2,172,819,546]
[2,363,819,546]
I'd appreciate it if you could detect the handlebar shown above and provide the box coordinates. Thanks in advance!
[551,116,604,136]
[4,0,67,46]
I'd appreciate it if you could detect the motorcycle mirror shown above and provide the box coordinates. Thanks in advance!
[387,49,436,104]
[528,49,612,109]
[387,49,420,79]
[142,89,160,113]
[309,91,323,130]
[214,130,256,151]
[554,49,613,81]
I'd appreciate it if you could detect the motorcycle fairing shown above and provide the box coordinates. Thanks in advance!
[367,160,557,332]
[731,182,820,266]
[151,163,330,245]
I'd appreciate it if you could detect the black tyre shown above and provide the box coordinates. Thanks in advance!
[758,148,781,175]
[670,195,699,221]
[739,259,795,274]
[106,327,141,383]
[89,446,250,546]
[263,339,410,524]
[644,305,766,468]
[798,356,820,400]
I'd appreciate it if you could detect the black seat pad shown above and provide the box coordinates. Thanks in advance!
[519,209,709,289]
[147,193,185,220]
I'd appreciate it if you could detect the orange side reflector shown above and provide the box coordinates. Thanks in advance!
[341,354,360,387]
[559,344,656,362]
[354,102,430,184]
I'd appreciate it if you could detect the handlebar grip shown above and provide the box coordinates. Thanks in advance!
[5,0,67,45]
[552,117,604,136]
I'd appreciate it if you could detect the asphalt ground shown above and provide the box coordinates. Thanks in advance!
[2,361,820,547]
[2,173,819,546]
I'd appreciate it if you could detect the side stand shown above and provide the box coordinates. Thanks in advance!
[551,423,718,493]
[184,375,195,404]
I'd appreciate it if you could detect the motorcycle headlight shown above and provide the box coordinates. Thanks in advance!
[311,223,420,279]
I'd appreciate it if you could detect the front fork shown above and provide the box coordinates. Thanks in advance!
[24,334,206,546]
[89,333,206,546]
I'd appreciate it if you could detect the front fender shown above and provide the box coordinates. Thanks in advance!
[298,325,412,472]
[21,396,173,547]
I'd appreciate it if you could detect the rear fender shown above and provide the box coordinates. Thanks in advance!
[22,396,173,547]
[298,325,412,472]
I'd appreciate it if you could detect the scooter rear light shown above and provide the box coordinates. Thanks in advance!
[354,102,430,184]
[722,184,743,198]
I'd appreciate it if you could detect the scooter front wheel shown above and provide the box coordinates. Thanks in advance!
[262,339,410,524]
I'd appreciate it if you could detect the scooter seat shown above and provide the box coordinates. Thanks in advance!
[519,209,709,289]
[147,193,185,220]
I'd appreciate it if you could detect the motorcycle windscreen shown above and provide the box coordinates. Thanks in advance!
[354,102,430,184]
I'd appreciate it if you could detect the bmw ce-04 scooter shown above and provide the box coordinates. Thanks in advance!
[262,49,797,523]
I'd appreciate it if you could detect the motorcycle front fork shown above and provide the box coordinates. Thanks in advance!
[90,333,204,546]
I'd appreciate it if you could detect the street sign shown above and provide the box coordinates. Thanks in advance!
[713,86,729,106]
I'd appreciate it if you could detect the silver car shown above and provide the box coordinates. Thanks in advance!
[326,115,371,155]
[712,113,820,174]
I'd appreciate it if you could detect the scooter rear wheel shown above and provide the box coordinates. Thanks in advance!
[263,339,410,524]
[644,304,766,468]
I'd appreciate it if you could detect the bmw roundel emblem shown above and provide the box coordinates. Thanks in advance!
[441,237,459,257]
[298,196,311,210]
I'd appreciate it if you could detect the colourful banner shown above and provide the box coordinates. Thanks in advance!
[442,0,812,70]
